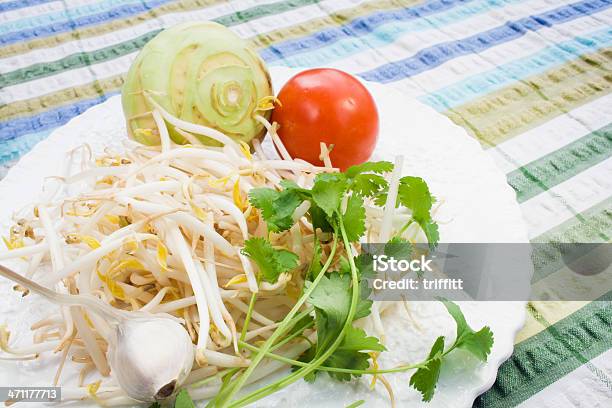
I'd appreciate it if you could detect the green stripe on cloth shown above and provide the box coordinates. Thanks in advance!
[0,30,158,89]
[0,0,398,90]
[215,0,321,26]
[0,75,125,121]
[0,0,321,59]
[7,17,612,126]
[533,196,612,244]
[0,0,424,123]
[0,0,222,59]
[0,0,328,121]
[445,48,612,148]
[508,122,612,203]
[474,295,612,408]
[531,196,612,281]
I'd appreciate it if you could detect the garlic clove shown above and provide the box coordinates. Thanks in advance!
[109,316,194,402]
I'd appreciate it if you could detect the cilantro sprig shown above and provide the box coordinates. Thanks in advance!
[241,237,298,283]
[211,160,490,407]
[409,300,494,401]
[248,188,302,233]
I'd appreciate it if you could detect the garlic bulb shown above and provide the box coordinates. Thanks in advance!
[108,316,194,402]
[0,264,194,402]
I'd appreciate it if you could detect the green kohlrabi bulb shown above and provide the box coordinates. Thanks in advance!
[122,21,273,146]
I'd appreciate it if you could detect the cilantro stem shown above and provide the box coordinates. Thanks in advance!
[270,320,314,352]
[238,341,428,375]
[187,368,231,389]
[269,309,314,352]
[239,292,257,344]
[214,234,339,407]
[227,217,360,408]
[397,218,414,236]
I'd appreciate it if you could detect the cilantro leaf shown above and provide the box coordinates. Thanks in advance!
[408,301,494,402]
[354,271,373,321]
[340,326,385,353]
[421,220,440,249]
[279,179,301,191]
[276,248,300,271]
[308,273,351,324]
[312,172,347,217]
[334,256,349,275]
[306,272,375,356]
[346,161,392,198]
[331,253,372,320]
[293,345,317,382]
[441,300,468,336]
[354,254,374,320]
[309,204,334,232]
[324,326,385,381]
[345,161,394,178]
[397,176,439,249]
[270,189,303,232]
[357,238,412,280]
[354,239,412,320]
[372,190,389,207]
[342,194,366,242]
[385,236,412,260]
[441,300,494,362]
[356,251,376,280]
[351,173,388,197]
[308,273,351,350]
[397,176,433,222]
[409,336,445,402]
[248,188,277,220]
[248,188,302,232]
[174,389,195,408]
[288,314,314,337]
[354,251,375,320]
[458,326,495,362]
[324,349,370,382]
[241,238,299,283]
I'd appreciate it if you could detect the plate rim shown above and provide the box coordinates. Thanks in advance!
[0,67,529,407]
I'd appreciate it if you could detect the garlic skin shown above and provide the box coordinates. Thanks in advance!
[108,316,195,402]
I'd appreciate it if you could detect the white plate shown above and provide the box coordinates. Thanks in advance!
[0,67,529,407]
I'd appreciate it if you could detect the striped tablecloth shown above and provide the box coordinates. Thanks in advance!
[0,0,610,406]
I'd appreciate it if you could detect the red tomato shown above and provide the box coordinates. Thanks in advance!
[271,68,379,171]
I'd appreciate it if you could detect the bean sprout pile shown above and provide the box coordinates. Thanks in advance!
[0,102,433,406]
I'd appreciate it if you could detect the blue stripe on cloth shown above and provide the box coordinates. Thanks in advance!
[0,0,155,35]
[358,0,612,83]
[260,0,474,62]
[0,0,53,14]
[2,0,611,143]
[0,0,168,46]
[271,0,525,67]
[0,92,119,143]
[419,26,612,111]
[0,129,52,164]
